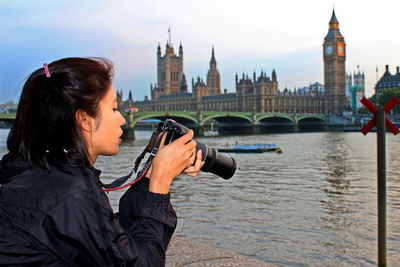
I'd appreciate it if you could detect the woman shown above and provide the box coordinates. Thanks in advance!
[0,57,203,266]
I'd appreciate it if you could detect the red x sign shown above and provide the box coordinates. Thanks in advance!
[360,97,399,135]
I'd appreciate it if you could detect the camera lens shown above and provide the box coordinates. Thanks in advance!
[196,143,236,179]
[159,119,236,179]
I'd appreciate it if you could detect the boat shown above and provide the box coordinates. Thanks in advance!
[205,121,218,136]
[218,144,282,153]
[205,130,218,136]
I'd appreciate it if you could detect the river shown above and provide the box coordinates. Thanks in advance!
[0,128,399,266]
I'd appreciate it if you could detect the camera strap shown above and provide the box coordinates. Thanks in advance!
[102,131,167,191]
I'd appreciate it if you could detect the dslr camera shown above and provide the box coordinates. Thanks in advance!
[147,119,237,179]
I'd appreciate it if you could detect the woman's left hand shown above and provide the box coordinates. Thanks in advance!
[145,149,204,179]
[183,149,205,177]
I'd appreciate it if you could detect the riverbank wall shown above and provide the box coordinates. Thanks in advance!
[166,236,274,266]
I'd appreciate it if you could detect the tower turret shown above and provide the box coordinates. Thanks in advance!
[272,69,277,82]
[180,74,187,93]
[210,46,217,69]
[153,40,184,99]
[129,90,133,101]
[206,46,221,95]
[179,42,184,83]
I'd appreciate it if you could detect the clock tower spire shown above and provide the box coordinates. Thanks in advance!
[323,8,346,114]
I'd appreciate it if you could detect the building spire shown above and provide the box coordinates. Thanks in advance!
[329,8,339,28]
[179,41,183,56]
[210,46,216,68]
[325,8,343,39]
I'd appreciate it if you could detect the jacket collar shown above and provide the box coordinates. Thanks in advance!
[0,153,29,184]
[0,152,101,185]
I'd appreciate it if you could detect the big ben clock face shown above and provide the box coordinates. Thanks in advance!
[325,45,333,55]
[337,42,345,57]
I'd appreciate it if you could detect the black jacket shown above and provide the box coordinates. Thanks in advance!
[0,153,177,266]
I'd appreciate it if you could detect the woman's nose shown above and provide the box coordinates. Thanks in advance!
[120,113,126,126]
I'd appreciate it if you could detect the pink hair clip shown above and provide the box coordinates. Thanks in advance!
[43,63,51,78]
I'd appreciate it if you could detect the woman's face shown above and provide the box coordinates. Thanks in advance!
[89,85,126,162]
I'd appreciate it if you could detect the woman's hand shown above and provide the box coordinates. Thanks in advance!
[148,130,201,194]
[183,149,204,177]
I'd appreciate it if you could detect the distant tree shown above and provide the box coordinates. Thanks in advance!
[357,106,368,114]
[369,94,377,105]
[378,87,400,113]
[357,94,376,114]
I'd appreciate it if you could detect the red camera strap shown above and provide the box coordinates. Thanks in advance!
[102,131,167,191]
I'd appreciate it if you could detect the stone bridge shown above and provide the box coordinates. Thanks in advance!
[0,111,328,140]
[124,111,328,140]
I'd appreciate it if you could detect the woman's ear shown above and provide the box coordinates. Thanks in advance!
[75,109,92,132]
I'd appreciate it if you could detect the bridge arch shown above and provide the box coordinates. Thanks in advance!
[202,113,254,135]
[202,113,253,125]
[297,115,327,125]
[132,112,198,127]
[256,114,295,126]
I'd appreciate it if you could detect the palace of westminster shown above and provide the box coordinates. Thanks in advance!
[118,10,361,115]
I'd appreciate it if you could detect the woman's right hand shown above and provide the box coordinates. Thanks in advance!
[148,130,197,194]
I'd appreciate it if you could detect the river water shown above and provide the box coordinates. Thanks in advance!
[0,128,399,266]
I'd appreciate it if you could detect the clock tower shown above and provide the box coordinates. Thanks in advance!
[323,9,346,114]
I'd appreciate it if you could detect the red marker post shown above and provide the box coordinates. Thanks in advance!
[361,96,399,267]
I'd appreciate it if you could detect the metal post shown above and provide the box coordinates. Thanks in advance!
[127,110,136,141]
[376,109,386,267]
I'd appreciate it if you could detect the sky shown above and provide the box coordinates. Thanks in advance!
[1,0,399,103]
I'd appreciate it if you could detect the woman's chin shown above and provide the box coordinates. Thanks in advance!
[104,147,120,156]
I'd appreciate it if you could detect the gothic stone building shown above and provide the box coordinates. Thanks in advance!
[375,65,400,96]
[323,9,347,114]
[127,43,324,114]
[120,10,344,115]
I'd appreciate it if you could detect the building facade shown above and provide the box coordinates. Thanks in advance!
[298,82,324,94]
[119,10,347,115]
[346,68,365,111]
[323,9,346,114]
[130,62,324,114]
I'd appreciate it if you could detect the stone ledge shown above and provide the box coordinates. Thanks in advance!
[166,236,274,267]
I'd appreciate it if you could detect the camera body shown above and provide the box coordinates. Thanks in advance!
[157,119,236,179]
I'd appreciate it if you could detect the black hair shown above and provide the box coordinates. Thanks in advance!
[7,57,114,168]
